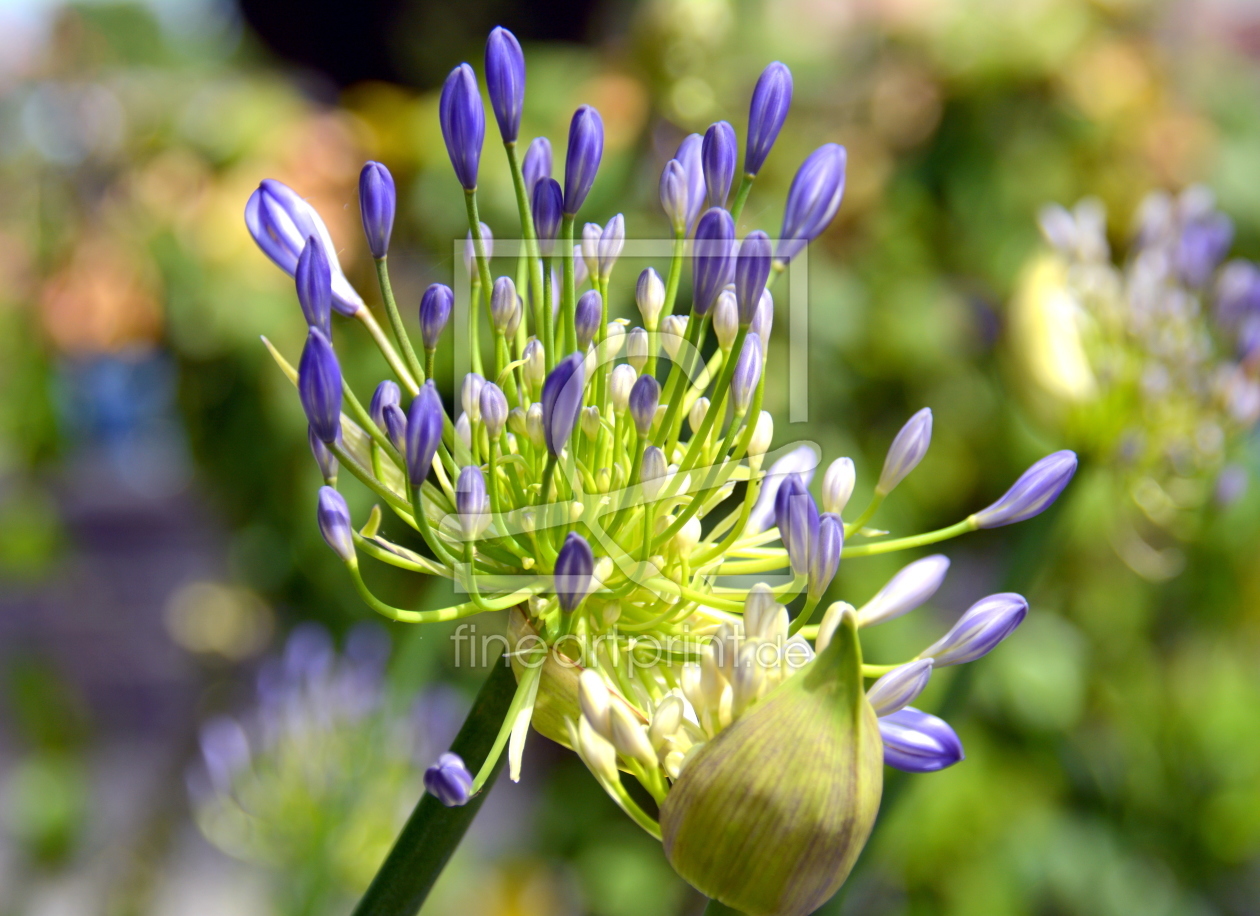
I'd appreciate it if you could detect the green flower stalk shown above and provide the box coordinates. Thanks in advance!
[245,26,1077,911]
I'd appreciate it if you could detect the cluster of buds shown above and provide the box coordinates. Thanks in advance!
[246,27,1076,915]
[1016,188,1260,568]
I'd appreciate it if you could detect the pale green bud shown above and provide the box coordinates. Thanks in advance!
[609,701,657,769]
[660,608,883,916]
[581,405,601,441]
[714,290,738,351]
[627,327,649,372]
[689,397,710,435]
[525,403,545,450]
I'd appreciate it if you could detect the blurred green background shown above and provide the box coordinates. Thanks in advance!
[2,0,1260,913]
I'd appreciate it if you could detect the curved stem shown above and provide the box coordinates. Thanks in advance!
[375,256,426,385]
[841,519,977,557]
[356,308,418,396]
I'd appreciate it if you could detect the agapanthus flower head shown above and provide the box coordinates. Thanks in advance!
[563,105,604,215]
[419,283,453,350]
[485,26,525,143]
[517,137,549,198]
[317,486,354,563]
[973,450,1078,528]
[745,61,793,176]
[299,328,342,444]
[692,207,736,315]
[878,707,963,773]
[440,63,485,190]
[702,120,737,209]
[358,161,396,259]
[295,236,332,335]
[778,144,846,263]
[245,179,363,314]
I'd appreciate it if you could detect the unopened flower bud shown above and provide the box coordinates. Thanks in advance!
[866,660,933,717]
[642,446,668,500]
[747,411,774,460]
[745,62,793,177]
[918,593,1028,666]
[382,403,407,453]
[358,161,396,259]
[490,277,517,333]
[581,222,602,278]
[661,604,881,916]
[743,583,777,638]
[609,364,637,415]
[676,134,706,235]
[689,397,710,434]
[807,512,843,601]
[455,412,472,450]
[693,208,736,316]
[532,179,563,253]
[636,268,666,329]
[299,328,342,444]
[626,327,649,372]
[480,382,509,439]
[317,486,355,563]
[579,669,612,738]
[877,407,932,495]
[575,714,619,784]
[649,695,684,749]
[369,380,401,433]
[878,708,963,773]
[308,426,338,483]
[731,332,762,415]
[858,555,950,628]
[523,339,545,394]
[972,450,1078,529]
[609,701,657,769]
[674,515,702,558]
[420,283,454,350]
[525,403,546,449]
[777,144,846,264]
[456,466,490,539]
[522,136,551,195]
[406,381,445,485]
[581,405,601,440]
[424,752,473,806]
[774,474,818,577]
[464,223,493,273]
[563,106,604,215]
[660,159,689,234]
[541,353,585,457]
[751,288,774,344]
[295,236,332,335]
[661,315,688,360]
[702,120,737,209]
[575,290,602,351]
[735,231,773,325]
[713,290,739,351]
[440,64,484,191]
[822,457,856,516]
[555,532,594,612]
[629,375,660,437]
[604,321,626,356]
[485,26,525,143]
[507,407,528,439]
[461,373,486,422]
[599,213,625,280]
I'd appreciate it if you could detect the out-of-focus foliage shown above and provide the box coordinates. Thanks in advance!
[3,0,1260,913]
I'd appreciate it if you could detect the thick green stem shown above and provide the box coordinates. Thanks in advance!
[728,172,755,223]
[350,655,517,916]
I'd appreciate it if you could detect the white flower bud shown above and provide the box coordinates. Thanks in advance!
[713,290,738,351]
[627,327,649,372]
[747,411,774,463]
[582,222,602,279]
[581,405,601,440]
[636,267,666,329]
[689,397,710,434]
[579,669,612,738]
[575,715,619,783]
[609,701,658,769]
[743,583,777,638]
[674,515,702,558]
[525,403,546,450]
[649,695,685,750]
[822,457,856,516]
[455,412,472,449]
[642,446,668,500]
[604,321,626,356]
[610,364,637,415]
[522,339,545,395]
[507,407,528,439]
[661,315,688,361]
[461,373,485,421]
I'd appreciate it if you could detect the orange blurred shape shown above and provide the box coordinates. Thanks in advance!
[1062,39,1154,122]
[587,72,649,152]
[39,236,161,354]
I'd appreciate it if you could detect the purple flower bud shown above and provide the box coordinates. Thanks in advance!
[439,63,485,190]
[748,444,820,532]
[1177,210,1233,288]
[563,105,604,215]
[660,159,689,234]
[575,290,603,351]
[878,707,964,773]
[419,283,453,350]
[406,381,445,486]
[317,486,354,562]
[308,425,338,482]
[866,660,933,717]
[858,555,950,628]
[299,328,342,444]
[599,213,624,279]
[541,352,586,457]
[555,531,594,612]
[731,331,762,414]
[485,26,525,143]
[629,374,660,438]
[750,289,773,343]
[491,277,518,333]
[382,403,407,453]
[369,380,401,432]
[480,381,508,439]
[735,231,772,325]
[295,236,332,335]
[424,751,473,806]
[532,177,564,254]
[777,144,847,263]
[692,207,736,315]
[702,120,737,209]
[456,466,490,538]
[358,161,396,258]
[877,407,932,494]
[973,451,1078,529]
[745,62,793,176]
[522,136,552,195]
[676,133,706,235]
[919,593,1028,666]
[244,179,363,315]
[775,474,818,577]
[808,511,843,601]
